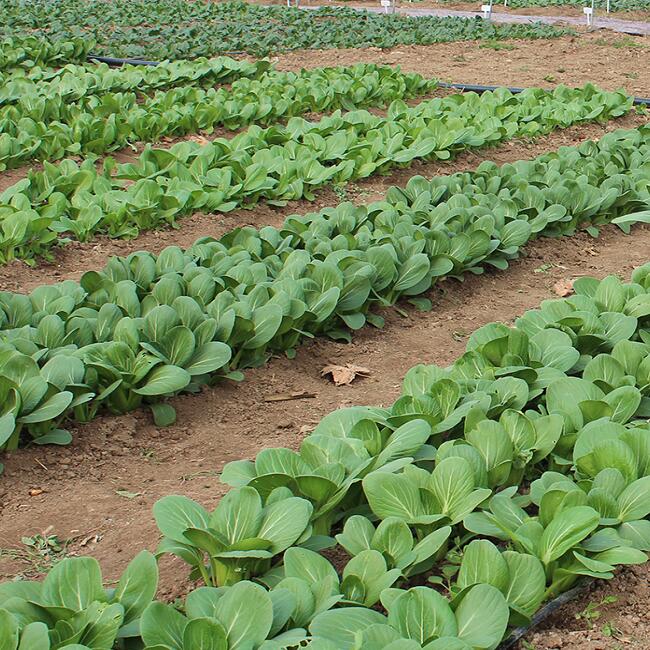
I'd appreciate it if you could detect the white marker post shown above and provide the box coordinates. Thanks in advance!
[583,3,593,26]
[481,0,493,20]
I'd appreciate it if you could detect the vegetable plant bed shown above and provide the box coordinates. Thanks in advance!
[0,84,633,264]
[2,122,650,453]
[0,16,648,650]
[295,0,650,20]
[435,0,650,14]
[0,62,437,170]
[2,113,645,296]
[0,0,573,59]
[258,0,650,14]
[1,240,643,648]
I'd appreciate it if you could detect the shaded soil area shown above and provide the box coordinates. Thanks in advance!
[1,113,647,294]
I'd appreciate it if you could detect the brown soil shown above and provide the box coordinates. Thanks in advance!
[270,31,649,99]
[2,113,647,294]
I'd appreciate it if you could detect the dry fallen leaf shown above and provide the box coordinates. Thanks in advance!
[115,490,141,499]
[553,279,575,297]
[188,134,210,145]
[29,488,44,497]
[321,363,371,386]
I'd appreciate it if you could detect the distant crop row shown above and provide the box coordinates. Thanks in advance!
[0,54,269,92]
[0,63,435,170]
[2,261,650,648]
[0,84,631,264]
[479,0,650,10]
[0,35,91,70]
[0,0,574,59]
[0,125,648,455]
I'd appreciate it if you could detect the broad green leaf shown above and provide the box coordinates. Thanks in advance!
[18,391,73,424]
[310,608,387,650]
[256,497,313,553]
[209,487,263,545]
[153,495,210,542]
[185,342,231,375]
[283,547,338,584]
[455,584,509,649]
[538,506,600,564]
[214,582,274,649]
[40,557,104,612]
[502,551,546,617]
[134,365,191,396]
[183,617,228,650]
[150,403,176,427]
[113,550,158,625]
[0,609,19,650]
[617,476,650,522]
[388,587,457,644]
[457,540,509,593]
[141,601,187,649]
[17,621,49,649]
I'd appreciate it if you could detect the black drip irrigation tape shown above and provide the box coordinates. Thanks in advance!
[438,81,650,106]
[87,53,247,66]
[88,54,160,66]
[497,580,593,649]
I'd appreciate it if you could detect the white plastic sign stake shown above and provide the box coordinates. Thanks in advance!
[583,6,593,25]
[380,0,391,13]
[481,3,492,18]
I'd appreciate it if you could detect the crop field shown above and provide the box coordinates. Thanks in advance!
[399,0,650,12]
[0,1,649,649]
